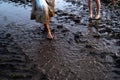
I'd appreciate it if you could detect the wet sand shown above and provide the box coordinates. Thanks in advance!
[0,0,120,80]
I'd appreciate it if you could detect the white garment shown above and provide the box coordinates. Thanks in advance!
[31,0,55,23]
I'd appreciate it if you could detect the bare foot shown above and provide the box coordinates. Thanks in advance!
[89,14,93,20]
[90,14,93,18]
[95,15,101,20]
[47,32,53,39]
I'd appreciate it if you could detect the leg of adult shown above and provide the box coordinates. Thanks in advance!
[44,22,53,39]
[44,12,53,39]
[44,0,54,39]
[88,0,93,19]
[95,0,101,19]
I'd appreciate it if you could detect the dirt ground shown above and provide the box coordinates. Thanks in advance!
[0,0,120,80]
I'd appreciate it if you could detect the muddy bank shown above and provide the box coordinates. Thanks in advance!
[0,0,120,80]
[0,27,49,80]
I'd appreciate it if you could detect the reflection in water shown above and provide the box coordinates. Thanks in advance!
[88,20,100,38]
[87,20,104,53]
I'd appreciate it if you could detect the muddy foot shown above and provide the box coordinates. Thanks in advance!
[94,15,101,20]
[47,33,54,40]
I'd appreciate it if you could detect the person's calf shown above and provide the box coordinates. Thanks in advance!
[47,31,53,39]
[88,0,93,19]
[44,23,53,39]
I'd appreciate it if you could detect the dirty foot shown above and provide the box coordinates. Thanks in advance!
[89,14,93,21]
[94,15,101,20]
[89,14,93,20]
[47,32,53,40]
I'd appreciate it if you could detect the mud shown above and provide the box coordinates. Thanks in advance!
[0,0,120,80]
[0,26,49,80]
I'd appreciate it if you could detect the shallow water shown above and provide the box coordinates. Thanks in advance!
[0,1,35,26]
[0,0,80,26]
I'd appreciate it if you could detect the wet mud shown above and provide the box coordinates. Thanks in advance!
[0,27,49,80]
[0,0,120,80]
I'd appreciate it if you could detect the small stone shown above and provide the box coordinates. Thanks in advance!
[57,25,63,29]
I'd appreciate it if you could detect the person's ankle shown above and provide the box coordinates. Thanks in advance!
[47,32,53,39]
[89,14,93,18]
[95,14,101,19]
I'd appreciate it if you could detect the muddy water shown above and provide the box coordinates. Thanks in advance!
[0,0,120,80]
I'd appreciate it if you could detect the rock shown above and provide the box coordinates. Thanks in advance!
[116,40,120,46]
[73,32,83,43]
[57,24,63,29]
[85,44,93,48]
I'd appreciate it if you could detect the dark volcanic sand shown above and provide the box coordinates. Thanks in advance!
[0,0,120,80]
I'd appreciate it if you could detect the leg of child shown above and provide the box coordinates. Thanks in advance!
[88,0,93,19]
[95,0,101,19]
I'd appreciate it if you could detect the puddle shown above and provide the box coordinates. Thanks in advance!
[0,1,35,26]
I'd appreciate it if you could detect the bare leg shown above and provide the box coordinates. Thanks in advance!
[95,0,101,19]
[88,0,93,18]
[44,5,53,39]
[44,21,53,39]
